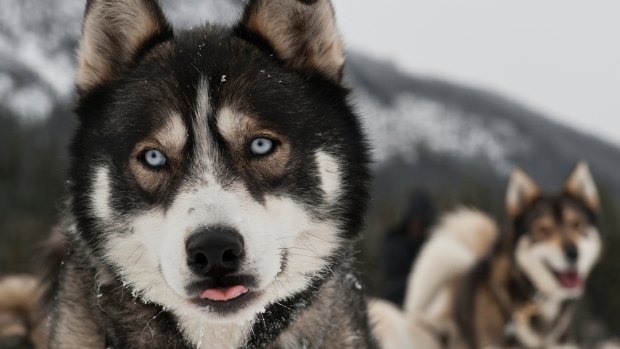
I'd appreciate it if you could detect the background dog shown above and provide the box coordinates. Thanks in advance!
[404,162,602,349]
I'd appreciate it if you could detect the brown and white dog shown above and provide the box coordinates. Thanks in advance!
[404,162,602,349]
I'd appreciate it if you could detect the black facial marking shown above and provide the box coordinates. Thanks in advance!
[512,193,598,244]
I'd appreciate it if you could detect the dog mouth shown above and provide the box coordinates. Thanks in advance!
[200,285,249,302]
[186,275,258,312]
[554,270,582,289]
[545,264,582,289]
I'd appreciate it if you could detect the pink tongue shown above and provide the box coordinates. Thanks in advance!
[558,271,581,289]
[200,285,248,301]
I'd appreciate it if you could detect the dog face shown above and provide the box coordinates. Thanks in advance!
[506,162,601,299]
[70,0,369,323]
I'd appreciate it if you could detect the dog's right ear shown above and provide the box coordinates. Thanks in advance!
[76,0,172,94]
[506,168,540,219]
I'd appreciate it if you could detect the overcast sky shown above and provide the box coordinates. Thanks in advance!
[332,1,620,147]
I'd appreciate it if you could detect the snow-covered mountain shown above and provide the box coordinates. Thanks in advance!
[345,53,620,204]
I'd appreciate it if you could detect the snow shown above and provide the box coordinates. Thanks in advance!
[5,85,54,122]
[355,89,531,173]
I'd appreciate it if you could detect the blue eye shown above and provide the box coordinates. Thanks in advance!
[144,149,167,168]
[250,138,274,156]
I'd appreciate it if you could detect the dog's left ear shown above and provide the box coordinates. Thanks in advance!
[564,161,600,212]
[239,0,345,82]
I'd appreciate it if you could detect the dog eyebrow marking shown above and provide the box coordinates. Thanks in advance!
[92,166,112,219]
[158,113,187,155]
[315,151,341,203]
[217,107,250,142]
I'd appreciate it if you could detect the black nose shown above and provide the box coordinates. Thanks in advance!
[186,227,244,277]
[564,242,579,264]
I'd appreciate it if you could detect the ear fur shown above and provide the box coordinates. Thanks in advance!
[77,0,172,93]
[506,168,540,219]
[564,161,600,212]
[240,0,345,82]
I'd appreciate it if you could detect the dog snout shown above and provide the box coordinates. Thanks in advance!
[186,226,244,277]
[563,242,579,264]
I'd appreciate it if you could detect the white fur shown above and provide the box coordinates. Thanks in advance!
[192,77,215,177]
[516,236,574,299]
[368,299,416,349]
[515,226,601,301]
[577,226,603,276]
[315,151,342,202]
[404,209,498,318]
[91,166,112,219]
[103,182,341,348]
[404,233,474,316]
[99,77,343,348]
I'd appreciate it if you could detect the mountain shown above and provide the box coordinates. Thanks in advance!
[1,0,619,339]
[347,53,620,197]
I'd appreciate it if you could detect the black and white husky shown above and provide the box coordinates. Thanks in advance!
[48,0,376,348]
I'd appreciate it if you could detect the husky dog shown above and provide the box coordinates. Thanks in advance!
[47,0,376,348]
[404,162,602,349]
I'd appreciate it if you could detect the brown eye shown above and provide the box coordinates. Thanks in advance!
[572,220,583,230]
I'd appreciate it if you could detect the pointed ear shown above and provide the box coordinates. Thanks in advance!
[240,0,345,82]
[506,168,540,218]
[77,0,172,93]
[564,161,600,212]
